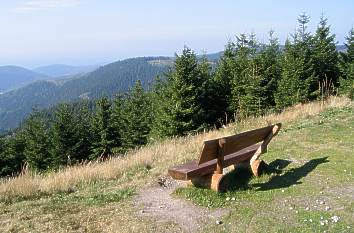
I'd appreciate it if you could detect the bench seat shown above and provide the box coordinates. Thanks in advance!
[168,144,259,180]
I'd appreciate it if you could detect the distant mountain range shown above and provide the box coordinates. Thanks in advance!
[0,64,99,93]
[0,66,47,92]
[33,64,98,78]
[0,57,172,131]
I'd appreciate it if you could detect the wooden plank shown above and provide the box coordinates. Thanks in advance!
[221,124,276,156]
[250,123,282,163]
[168,144,259,180]
[198,124,280,165]
[197,139,218,165]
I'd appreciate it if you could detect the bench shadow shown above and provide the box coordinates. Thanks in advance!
[220,157,328,192]
[254,157,329,191]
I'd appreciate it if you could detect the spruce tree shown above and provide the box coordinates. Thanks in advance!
[339,28,354,98]
[150,76,174,138]
[22,113,52,171]
[276,39,308,108]
[194,55,214,127]
[50,104,78,167]
[231,33,259,118]
[121,80,152,149]
[276,13,316,108]
[72,102,94,162]
[91,97,116,159]
[111,94,124,151]
[293,13,317,100]
[257,31,282,109]
[213,42,237,124]
[312,15,339,95]
[152,47,204,137]
[0,133,25,176]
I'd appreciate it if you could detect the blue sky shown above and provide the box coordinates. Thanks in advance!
[0,0,353,68]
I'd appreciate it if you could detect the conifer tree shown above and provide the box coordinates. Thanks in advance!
[72,102,94,162]
[276,13,316,108]
[150,76,174,138]
[276,40,308,108]
[231,33,259,118]
[152,47,204,137]
[193,55,215,127]
[22,113,52,171]
[339,28,354,98]
[257,31,282,108]
[111,94,124,151]
[91,97,116,159]
[312,15,339,94]
[213,42,237,124]
[50,104,78,167]
[0,133,25,176]
[121,80,152,148]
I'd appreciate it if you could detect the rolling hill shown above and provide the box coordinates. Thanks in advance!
[0,66,47,92]
[0,57,171,131]
[34,64,99,78]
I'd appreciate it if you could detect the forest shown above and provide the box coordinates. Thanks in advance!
[0,14,353,176]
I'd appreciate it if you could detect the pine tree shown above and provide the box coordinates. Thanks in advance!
[91,97,116,159]
[150,76,174,138]
[276,13,316,108]
[194,55,214,127]
[257,31,282,109]
[0,132,25,176]
[121,80,152,149]
[111,94,124,152]
[312,15,339,95]
[339,28,354,98]
[22,113,52,171]
[152,47,205,137]
[294,13,317,99]
[50,104,78,167]
[276,39,308,108]
[72,101,94,162]
[213,42,237,124]
[231,33,260,118]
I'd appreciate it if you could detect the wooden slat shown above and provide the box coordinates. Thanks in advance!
[221,125,275,156]
[168,144,259,180]
[198,124,280,165]
[197,139,218,165]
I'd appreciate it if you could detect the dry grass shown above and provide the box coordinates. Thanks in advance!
[0,96,351,201]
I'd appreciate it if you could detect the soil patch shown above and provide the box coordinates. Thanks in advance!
[135,177,228,233]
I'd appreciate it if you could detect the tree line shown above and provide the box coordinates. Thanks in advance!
[0,14,353,176]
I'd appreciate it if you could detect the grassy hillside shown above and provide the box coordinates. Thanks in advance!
[0,96,352,232]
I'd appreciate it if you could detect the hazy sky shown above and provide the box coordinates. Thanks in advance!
[1,0,353,68]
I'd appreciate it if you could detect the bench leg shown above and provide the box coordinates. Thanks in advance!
[250,159,267,177]
[189,173,225,192]
[211,173,224,192]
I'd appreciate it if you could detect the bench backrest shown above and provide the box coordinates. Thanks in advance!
[198,123,281,165]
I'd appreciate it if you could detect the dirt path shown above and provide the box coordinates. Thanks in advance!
[134,177,228,233]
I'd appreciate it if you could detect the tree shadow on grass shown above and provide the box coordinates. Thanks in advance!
[220,157,328,192]
[254,157,329,191]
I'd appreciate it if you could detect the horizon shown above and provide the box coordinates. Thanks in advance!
[1,0,353,68]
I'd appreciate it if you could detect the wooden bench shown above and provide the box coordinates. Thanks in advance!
[168,123,281,191]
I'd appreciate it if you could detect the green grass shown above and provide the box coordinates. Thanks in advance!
[49,188,135,207]
[175,106,354,232]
